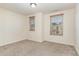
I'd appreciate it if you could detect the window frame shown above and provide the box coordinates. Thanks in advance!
[50,13,64,36]
[29,16,35,31]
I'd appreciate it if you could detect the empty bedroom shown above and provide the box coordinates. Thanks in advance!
[0,3,79,56]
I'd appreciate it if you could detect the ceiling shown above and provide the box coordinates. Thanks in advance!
[0,3,76,15]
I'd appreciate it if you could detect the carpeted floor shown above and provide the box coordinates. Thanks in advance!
[0,39,78,56]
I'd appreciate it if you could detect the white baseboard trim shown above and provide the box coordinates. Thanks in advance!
[0,38,26,47]
[45,39,74,46]
[26,39,43,43]
[0,38,43,47]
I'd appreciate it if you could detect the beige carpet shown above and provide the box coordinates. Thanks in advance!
[0,39,78,56]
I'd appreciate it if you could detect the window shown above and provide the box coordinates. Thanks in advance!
[50,14,63,36]
[29,16,35,31]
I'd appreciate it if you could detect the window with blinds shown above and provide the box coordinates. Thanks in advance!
[50,14,63,36]
[29,16,35,31]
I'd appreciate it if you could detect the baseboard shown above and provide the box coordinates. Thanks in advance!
[26,39,43,43]
[0,38,26,47]
[45,39,74,46]
[0,38,44,47]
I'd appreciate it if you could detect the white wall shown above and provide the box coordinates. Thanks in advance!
[0,7,75,46]
[26,13,43,42]
[43,9,75,45]
[75,4,79,55]
[26,9,75,46]
[0,8,27,46]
